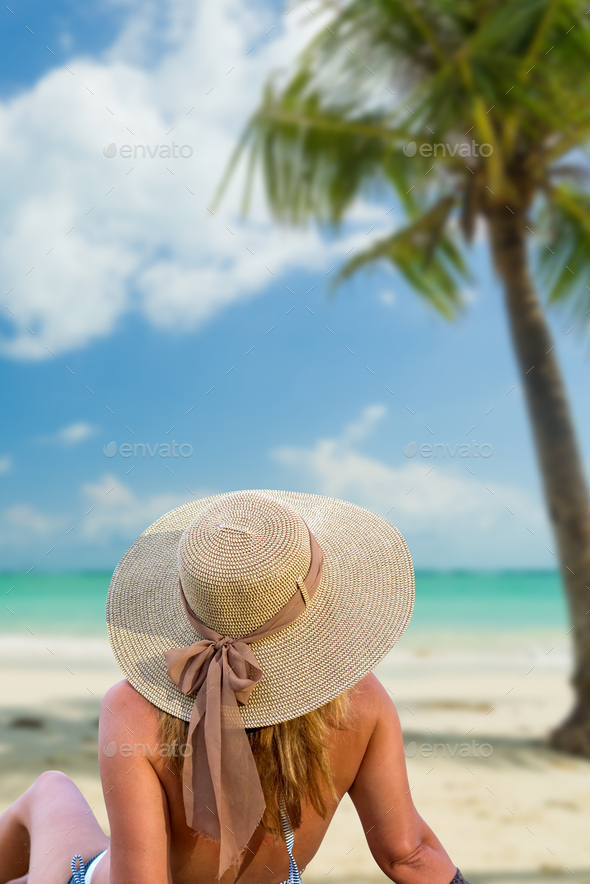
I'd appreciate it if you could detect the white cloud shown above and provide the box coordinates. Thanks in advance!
[0,455,11,474]
[272,405,553,567]
[340,404,387,445]
[0,472,205,554]
[80,473,192,541]
[0,503,66,543]
[0,0,384,360]
[38,422,98,446]
[58,422,97,445]
[379,290,396,307]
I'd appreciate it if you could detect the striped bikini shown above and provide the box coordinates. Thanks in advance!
[68,805,302,884]
[69,850,106,884]
[279,800,303,884]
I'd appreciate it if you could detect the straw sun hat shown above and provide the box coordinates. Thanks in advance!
[107,489,415,728]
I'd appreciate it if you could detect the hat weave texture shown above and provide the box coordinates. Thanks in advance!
[107,489,414,728]
[178,492,312,636]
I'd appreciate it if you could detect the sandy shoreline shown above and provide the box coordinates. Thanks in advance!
[1,630,589,884]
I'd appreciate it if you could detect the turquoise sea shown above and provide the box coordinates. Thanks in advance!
[0,570,568,637]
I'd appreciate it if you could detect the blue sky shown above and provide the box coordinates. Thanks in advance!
[1,0,589,571]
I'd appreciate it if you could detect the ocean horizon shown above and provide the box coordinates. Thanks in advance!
[0,570,568,637]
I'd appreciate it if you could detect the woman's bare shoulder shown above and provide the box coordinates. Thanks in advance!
[348,672,397,727]
[101,679,160,738]
[102,678,152,709]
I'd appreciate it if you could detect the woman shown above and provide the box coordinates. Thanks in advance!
[0,490,469,884]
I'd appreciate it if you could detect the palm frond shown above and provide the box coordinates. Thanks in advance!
[222,69,434,224]
[216,0,590,323]
[536,185,590,318]
[333,196,468,317]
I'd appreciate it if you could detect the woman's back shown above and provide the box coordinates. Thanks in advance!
[96,672,450,884]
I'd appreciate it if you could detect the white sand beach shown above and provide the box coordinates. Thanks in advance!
[1,628,589,884]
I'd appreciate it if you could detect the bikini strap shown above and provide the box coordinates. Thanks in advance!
[70,855,87,884]
[279,799,302,884]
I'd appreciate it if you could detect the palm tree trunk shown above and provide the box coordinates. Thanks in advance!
[486,206,590,753]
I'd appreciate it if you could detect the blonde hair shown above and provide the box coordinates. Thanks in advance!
[159,691,350,839]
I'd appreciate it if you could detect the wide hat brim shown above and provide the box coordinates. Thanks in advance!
[107,490,414,728]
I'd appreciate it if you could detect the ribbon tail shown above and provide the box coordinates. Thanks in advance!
[182,664,221,843]
[216,658,266,879]
[167,635,268,879]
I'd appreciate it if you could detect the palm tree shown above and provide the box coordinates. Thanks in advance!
[218,0,590,753]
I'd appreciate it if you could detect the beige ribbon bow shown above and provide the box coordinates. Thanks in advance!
[164,527,324,879]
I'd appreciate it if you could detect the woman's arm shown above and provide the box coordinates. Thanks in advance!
[348,677,460,884]
[99,680,172,884]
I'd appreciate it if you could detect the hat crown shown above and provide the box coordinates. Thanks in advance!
[178,491,312,636]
